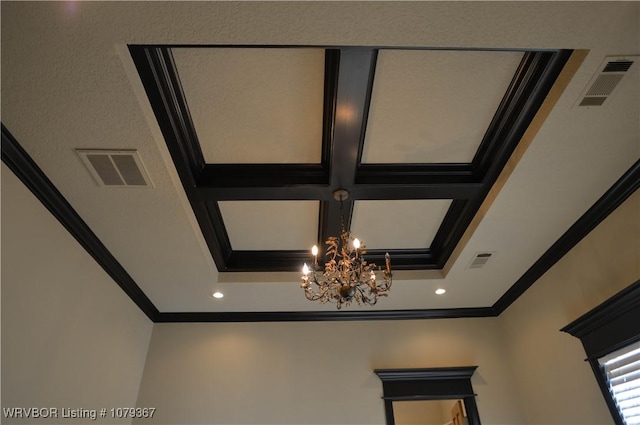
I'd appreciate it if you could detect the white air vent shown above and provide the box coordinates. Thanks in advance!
[467,252,494,269]
[77,149,153,187]
[576,56,637,107]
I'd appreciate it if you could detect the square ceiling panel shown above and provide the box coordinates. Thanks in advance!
[362,50,524,164]
[218,200,319,250]
[172,48,325,164]
[350,200,452,249]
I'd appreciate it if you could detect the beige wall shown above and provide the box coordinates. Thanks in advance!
[393,400,448,425]
[500,189,640,424]
[1,165,154,424]
[134,317,524,425]
[393,399,461,425]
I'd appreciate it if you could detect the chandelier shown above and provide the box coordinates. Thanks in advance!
[300,189,392,309]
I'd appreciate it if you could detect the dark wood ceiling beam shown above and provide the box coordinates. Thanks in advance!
[223,249,439,272]
[366,249,438,270]
[329,48,377,189]
[198,164,329,186]
[193,186,330,201]
[357,163,478,181]
[472,50,573,178]
[194,183,480,202]
[226,250,311,272]
[320,48,378,244]
[194,163,329,200]
[347,184,482,200]
[355,163,483,199]
[129,46,205,185]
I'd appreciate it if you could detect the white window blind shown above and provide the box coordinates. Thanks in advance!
[600,340,640,425]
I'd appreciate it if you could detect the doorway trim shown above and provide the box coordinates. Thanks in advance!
[374,366,481,425]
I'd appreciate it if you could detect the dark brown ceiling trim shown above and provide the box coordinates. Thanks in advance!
[0,124,160,322]
[322,49,341,167]
[430,200,475,268]
[193,185,330,201]
[201,249,439,273]
[366,249,438,270]
[472,51,573,179]
[130,45,573,273]
[135,47,206,182]
[347,184,482,200]
[319,48,378,246]
[195,164,330,201]
[225,250,312,272]
[493,159,640,314]
[198,164,329,189]
[156,307,496,323]
[356,163,478,185]
[202,201,233,263]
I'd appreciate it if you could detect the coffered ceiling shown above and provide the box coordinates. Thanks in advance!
[1,1,638,321]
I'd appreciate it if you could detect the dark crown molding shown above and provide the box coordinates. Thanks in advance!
[1,124,160,322]
[493,159,640,314]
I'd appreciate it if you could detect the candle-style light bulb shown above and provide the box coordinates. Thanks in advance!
[353,238,361,249]
[302,263,310,275]
[385,252,391,273]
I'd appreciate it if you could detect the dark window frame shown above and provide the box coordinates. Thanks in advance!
[561,279,640,425]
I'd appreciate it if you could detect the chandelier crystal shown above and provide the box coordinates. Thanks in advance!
[300,189,392,309]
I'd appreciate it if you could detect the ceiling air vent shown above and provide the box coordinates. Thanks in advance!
[576,56,637,107]
[77,149,153,187]
[467,252,494,269]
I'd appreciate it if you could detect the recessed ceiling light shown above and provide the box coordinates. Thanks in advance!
[435,288,446,295]
[212,292,224,299]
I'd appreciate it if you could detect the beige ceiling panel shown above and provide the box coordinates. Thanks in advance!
[362,50,524,163]
[172,48,325,164]
[219,201,319,250]
[350,200,452,249]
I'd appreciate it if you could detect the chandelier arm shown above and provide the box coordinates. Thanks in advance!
[299,189,392,309]
[356,285,370,304]
[303,290,322,302]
